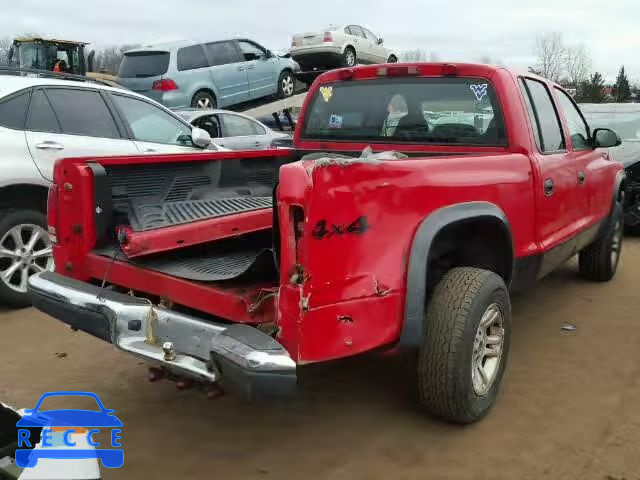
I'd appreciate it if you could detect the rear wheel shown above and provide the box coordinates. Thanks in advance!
[278,71,295,98]
[191,91,216,109]
[579,204,624,281]
[0,210,53,308]
[342,47,357,67]
[417,267,511,423]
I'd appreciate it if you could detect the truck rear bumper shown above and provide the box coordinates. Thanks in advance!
[28,272,296,398]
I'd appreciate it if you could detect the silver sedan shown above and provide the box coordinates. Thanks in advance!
[176,109,291,150]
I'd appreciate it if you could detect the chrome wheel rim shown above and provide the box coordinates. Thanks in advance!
[0,224,53,293]
[611,219,623,268]
[282,75,294,97]
[346,51,356,66]
[196,97,213,109]
[471,303,505,396]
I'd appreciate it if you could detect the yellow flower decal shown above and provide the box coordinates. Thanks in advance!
[320,86,333,103]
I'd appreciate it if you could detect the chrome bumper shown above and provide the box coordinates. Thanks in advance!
[28,272,296,397]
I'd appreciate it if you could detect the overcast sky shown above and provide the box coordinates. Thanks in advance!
[4,0,638,82]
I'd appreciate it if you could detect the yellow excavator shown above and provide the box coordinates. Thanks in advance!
[7,37,120,86]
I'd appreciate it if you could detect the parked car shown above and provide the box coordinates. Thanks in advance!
[176,108,290,150]
[0,74,221,307]
[290,24,398,72]
[119,39,300,110]
[581,103,640,233]
[29,63,624,423]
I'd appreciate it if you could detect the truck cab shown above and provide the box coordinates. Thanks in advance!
[9,38,90,75]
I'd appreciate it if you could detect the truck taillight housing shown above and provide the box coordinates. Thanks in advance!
[323,32,333,43]
[152,79,178,91]
[47,184,58,244]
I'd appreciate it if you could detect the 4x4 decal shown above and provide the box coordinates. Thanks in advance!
[312,216,370,240]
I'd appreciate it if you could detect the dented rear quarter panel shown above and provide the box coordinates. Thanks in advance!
[277,153,535,363]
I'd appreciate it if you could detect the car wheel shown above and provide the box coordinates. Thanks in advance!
[579,203,624,281]
[191,91,217,109]
[0,210,53,308]
[278,71,295,99]
[342,47,357,67]
[387,55,398,63]
[417,267,511,423]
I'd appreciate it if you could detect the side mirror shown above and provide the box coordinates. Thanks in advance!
[265,50,274,58]
[7,46,14,63]
[191,127,212,148]
[593,128,622,149]
[377,38,384,45]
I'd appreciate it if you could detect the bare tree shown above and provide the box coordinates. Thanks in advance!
[564,44,592,87]
[534,32,566,82]
[0,37,12,65]
[93,44,139,74]
[400,49,430,62]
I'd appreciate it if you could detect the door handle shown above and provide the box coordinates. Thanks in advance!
[237,66,245,71]
[544,178,554,196]
[35,141,64,151]
[578,171,586,185]
[247,65,255,70]
[144,149,157,153]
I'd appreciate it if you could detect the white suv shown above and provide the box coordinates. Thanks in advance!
[290,24,398,73]
[0,74,218,307]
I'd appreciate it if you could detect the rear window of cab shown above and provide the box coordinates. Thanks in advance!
[301,77,507,146]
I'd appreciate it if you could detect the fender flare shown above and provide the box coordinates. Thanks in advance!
[596,169,626,241]
[399,202,513,347]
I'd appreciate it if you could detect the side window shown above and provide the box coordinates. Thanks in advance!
[177,44,209,71]
[522,79,565,153]
[555,88,591,150]
[238,41,266,61]
[25,90,61,133]
[221,114,263,137]
[0,91,30,130]
[519,79,542,151]
[203,41,242,66]
[46,89,120,138]
[363,28,378,43]
[349,26,366,39]
[344,27,352,35]
[193,114,221,138]
[111,94,192,146]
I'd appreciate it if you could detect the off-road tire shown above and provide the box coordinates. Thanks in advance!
[417,267,511,423]
[191,91,217,109]
[342,47,357,67]
[579,203,624,281]
[0,209,51,309]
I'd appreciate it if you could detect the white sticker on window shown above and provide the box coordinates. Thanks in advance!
[329,114,343,129]
[470,84,488,101]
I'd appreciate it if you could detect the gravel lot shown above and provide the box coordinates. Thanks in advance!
[2,239,640,480]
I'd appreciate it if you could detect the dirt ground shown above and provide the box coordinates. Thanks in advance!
[2,240,640,480]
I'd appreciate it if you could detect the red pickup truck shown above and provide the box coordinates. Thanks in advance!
[29,63,624,423]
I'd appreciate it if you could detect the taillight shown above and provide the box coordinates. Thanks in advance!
[323,32,333,43]
[47,184,58,244]
[152,78,178,91]
[291,37,301,48]
[377,65,419,77]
